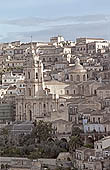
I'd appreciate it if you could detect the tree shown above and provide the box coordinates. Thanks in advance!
[28,151,39,159]
[71,127,83,137]
[69,135,83,152]
[59,139,69,151]
[18,133,35,146]
[32,120,54,143]
[1,128,9,146]
[1,128,9,136]
[84,143,94,149]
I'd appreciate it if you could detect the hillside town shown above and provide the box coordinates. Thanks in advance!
[0,36,110,170]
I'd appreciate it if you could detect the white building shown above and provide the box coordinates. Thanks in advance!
[50,35,64,44]
[88,41,109,54]
[76,37,105,44]
[84,123,105,133]
[94,136,110,155]
[2,72,25,86]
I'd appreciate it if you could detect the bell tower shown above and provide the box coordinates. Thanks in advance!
[23,46,51,121]
[16,45,53,122]
[24,47,44,98]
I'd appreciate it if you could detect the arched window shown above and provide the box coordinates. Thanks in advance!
[83,75,86,81]
[39,102,42,113]
[29,88,31,96]
[36,72,38,79]
[19,106,21,112]
[43,103,46,108]
[66,90,69,95]
[28,72,30,79]
[43,58,45,62]
[20,115,21,121]
[94,90,96,95]
[29,110,32,121]
[66,74,69,80]
[93,117,95,123]
[55,58,58,62]
[49,58,52,62]
[60,103,64,107]
[98,117,100,123]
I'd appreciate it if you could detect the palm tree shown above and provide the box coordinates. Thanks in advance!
[71,126,83,136]
[69,135,83,153]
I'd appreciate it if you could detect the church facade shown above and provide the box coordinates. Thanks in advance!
[16,48,58,122]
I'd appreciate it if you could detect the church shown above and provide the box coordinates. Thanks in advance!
[16,47,59,122]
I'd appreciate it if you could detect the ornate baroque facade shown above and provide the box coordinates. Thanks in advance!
[16,48,55,122]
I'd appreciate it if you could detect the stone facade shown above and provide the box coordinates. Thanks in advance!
[16,48,54,121]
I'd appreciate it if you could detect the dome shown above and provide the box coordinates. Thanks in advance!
[73,58,86,73]
[75,64,84,70]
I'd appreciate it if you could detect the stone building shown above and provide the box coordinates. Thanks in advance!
[94,136,110,156]
[16,47,69,123]
[68,58,87,82]
[0,103,15,123]
[16,47,54,122]
[96,85,110,99]
[75,147,95,170]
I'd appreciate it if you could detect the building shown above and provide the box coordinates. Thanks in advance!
[68,58,87,82]
[50,35,64,44]
[76,37,105,44]
[75,147,95,170]
[2,72,25,86]
[97,85,110,99]
[0,103,15,123]
[88,41,109,54]
[16,47,54,122]
[94,136,110,156]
